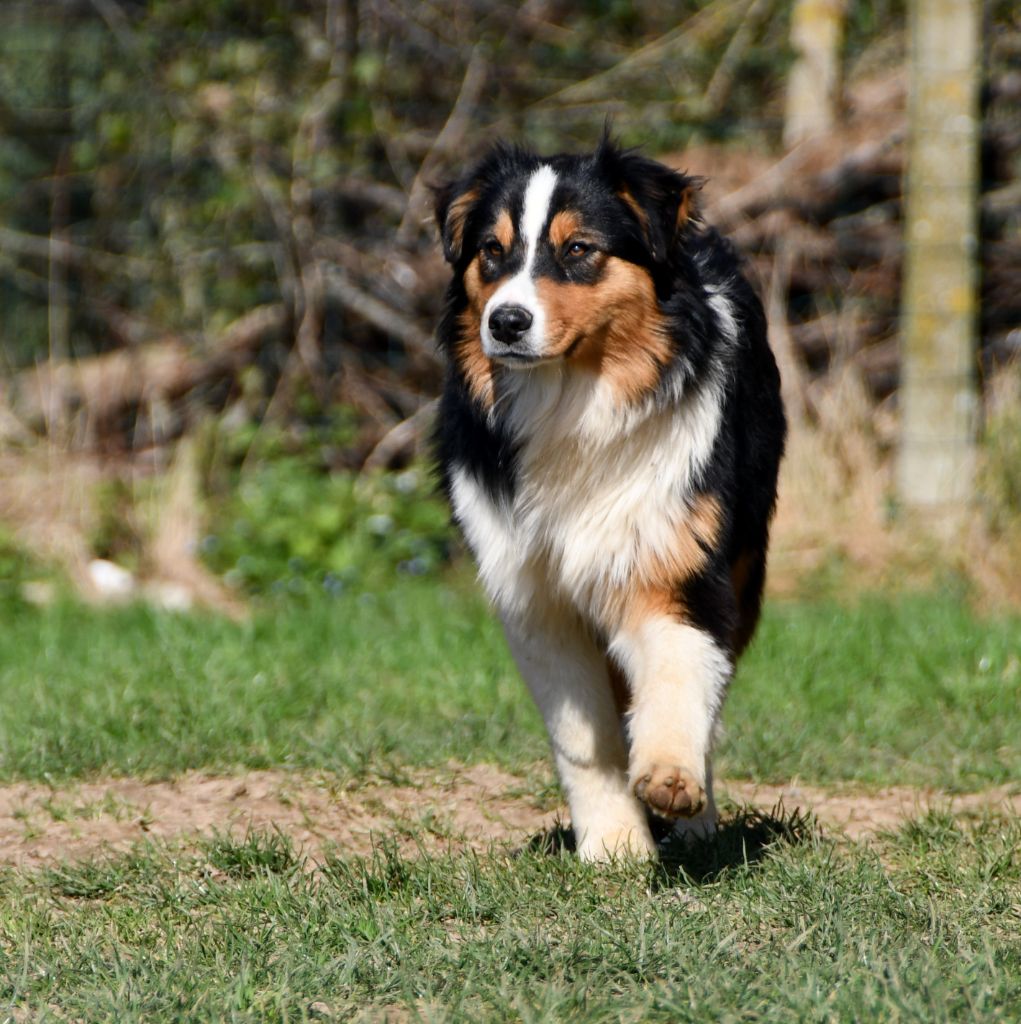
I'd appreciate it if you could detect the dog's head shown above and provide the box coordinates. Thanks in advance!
[434,137,702,370]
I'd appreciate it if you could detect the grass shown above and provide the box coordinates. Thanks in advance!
[1,574,1020,1020]
[0,574,1019,789]
[1,811,1019,1022]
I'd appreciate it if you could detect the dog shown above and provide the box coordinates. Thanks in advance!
[432,137,786,861]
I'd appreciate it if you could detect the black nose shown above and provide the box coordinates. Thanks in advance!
[488,305,533,345]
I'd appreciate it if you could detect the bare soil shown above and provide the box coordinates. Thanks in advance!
[1,765,1018,868]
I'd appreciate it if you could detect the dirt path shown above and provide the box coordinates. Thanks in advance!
[1,766,1018,868]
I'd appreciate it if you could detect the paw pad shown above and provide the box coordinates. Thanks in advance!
[633,765,706,819]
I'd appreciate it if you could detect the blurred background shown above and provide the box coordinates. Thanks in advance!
[0,0,1018,614]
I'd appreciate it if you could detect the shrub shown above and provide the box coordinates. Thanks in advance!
[202,457,453,597]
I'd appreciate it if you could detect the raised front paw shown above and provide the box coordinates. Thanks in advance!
[632,763,706,819]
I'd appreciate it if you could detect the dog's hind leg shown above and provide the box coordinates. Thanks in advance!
[502,610,656,862]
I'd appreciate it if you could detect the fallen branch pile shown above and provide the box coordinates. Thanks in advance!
[2,66,1019,466]
[697,67,1021,421]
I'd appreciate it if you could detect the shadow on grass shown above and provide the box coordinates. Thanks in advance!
[523,802,815,885]
[655,803,815,886]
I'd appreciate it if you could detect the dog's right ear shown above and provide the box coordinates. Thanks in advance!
[433,178,481,264]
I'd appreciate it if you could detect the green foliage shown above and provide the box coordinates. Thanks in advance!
[0,529,49,610]
[203,452,453,596]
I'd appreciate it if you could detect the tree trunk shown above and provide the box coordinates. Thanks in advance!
[896,0,981,510]
[783,0,846,147]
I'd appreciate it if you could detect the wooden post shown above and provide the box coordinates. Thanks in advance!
[897,0,982,510]
[783,0,846,147]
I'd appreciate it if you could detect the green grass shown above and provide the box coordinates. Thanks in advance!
[0,576,1018,789]
[1,812,1019,1022]
[1,577,1020,1021]
[0,575,539,782]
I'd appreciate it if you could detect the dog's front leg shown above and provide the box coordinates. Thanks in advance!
[610,615,731,841]
[502,612,655,862]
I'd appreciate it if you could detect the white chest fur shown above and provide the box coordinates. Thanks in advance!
[451,366,723,631]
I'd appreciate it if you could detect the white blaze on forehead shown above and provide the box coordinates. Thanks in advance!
[481,164,558,358]
[519,164,558,272]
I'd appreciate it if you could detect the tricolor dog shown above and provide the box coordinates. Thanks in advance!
[433,138,786,861]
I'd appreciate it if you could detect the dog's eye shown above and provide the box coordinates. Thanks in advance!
[564,241,590,259]
[482,238,504,259]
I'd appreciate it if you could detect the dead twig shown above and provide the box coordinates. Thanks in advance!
[395,43,488,247]
[703,0,775,116]
[0,225,155,278]
[361,398,438,470]
[321,265,437,369]
[11,305,286,435]
[528,0,733,110]
[708,126,905,228]
[766,239,807,426]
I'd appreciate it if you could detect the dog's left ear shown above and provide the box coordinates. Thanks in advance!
[433,177,482,264]
[596,136,704,263]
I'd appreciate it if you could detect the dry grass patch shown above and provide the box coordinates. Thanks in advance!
[0,765,559,868]
[769,370,1021,607]
[2,766,1019,868]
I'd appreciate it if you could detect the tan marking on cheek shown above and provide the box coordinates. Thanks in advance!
[463,258,498,312]
[492,209,514,250]
[535,270,611,357]
[536,258,671,405]
[597,260,674,405]
[548,209,584,251]
[456,256,497,409]
[456,310,494,410]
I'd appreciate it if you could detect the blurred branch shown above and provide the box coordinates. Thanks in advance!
[89,0,184,125]
[396,43,488,246]
[46,146,72,441]
[0,226,155,277]
[321,265,437,370]
[323,179,407,217]
[362,397,437,470]
[765,239,807,425]
[703,0,775,116]
[0,94,66,161]
[327,0,360,98]
[529,0,734,110]
[708,126,904,228]
[88,0,138,53]
[10,305,286,436]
